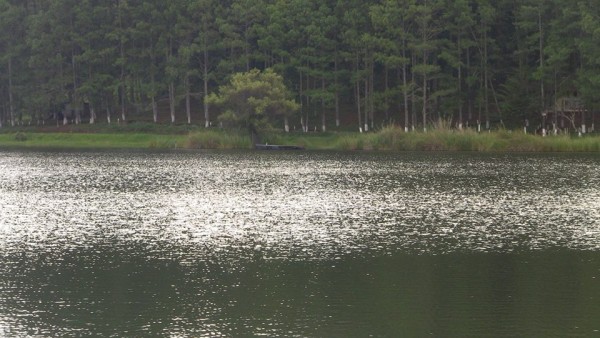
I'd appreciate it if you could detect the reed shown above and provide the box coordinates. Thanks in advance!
[329,126,600,152]
[184,130,250,149]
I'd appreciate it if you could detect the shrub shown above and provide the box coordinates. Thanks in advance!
[14,132,27,142]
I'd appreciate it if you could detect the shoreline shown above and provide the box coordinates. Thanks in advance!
[1,126,599,152]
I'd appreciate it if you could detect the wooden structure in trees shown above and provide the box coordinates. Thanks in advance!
[543,97,596,134]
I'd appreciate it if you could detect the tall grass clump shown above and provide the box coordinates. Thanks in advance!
[334,134,367,150]
[263,131,355,150]
[351,126,600,152]
[539,134,600,152]
[430,117,454,131]
[363,126,477,151]
[184,130,250,149]
[367,126,409,150]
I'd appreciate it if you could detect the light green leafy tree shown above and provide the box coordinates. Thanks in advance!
[207,68,299,136]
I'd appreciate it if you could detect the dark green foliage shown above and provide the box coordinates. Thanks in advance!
[0,0,598,132]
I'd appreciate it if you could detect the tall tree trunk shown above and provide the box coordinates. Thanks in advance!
[370,59,375,129]
[467,46,472,123]
[539,9,545,136]
[169,82,176,123]
[478,37,483,132]
[118,1,126,123]
[72,51,80,125]
[553,68,557,134]
[203,47,210,128]
[458,34,463,130]
[167,38,175,124]
[422,49,428,133]
[185,74,191,124]
[421,0,429,133]
[152,95,158,123]
[539,9,544,110]
[306,72,310,132]
[150,49,158,124]
[186,91,191,125]
[355,56,362,133]
[87,66,95,124]
[402,45,409,132]
[120,86,126,123]
[119,43,126,122]
[90,105,96,124]
[321,77,326,132]
[8,57,15,127]
[75,108,81,125]
[299,71,305,132]
[411,53,417,131]
[334,52,340,127]
[484,28,489,130]
[364,78,369,132]
[384,66,389,123]
[422,71,427,132]
[70,13,80,125]
[356,79,362,133]
[591,108,595,133]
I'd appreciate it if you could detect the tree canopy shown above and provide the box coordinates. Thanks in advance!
[0,0,598,131]
[208,68,298,130]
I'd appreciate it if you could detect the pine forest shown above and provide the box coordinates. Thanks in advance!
[1,0,599,133]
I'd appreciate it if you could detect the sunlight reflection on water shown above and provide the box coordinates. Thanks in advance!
[0,150,599,337]
[1,151,598,260]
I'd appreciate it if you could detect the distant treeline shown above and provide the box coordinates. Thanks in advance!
[0,0,598,131]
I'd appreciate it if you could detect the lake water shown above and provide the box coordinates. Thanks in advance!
[0,150,599,337]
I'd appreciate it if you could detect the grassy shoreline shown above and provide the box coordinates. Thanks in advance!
[0,132,186,149]
[1,126,599,152]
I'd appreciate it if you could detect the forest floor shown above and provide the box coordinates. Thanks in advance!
[1,123,599,152]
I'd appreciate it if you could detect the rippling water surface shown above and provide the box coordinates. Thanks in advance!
[1,150,599,336]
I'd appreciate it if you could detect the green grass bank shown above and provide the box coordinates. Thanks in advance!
[0,132,186,149]
[1,126,599,152]
[262,127,600,152]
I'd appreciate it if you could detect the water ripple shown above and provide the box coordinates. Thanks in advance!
[1,151,598,261]
[1,150,600,337]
